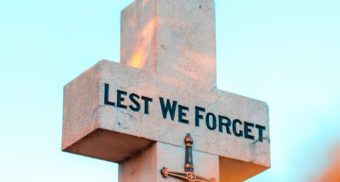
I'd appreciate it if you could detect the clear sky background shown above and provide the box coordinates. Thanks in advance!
[0,0,339,181]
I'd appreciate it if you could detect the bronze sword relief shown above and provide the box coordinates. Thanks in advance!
[161,134,216,182]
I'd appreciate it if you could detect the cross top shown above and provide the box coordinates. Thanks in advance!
[120,0,217,90]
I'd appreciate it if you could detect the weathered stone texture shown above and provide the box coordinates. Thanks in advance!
[121,0,216,90]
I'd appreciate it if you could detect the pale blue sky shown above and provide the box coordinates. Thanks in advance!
[0,0,339,181]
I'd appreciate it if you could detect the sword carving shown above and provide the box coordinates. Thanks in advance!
[161,133,216,182]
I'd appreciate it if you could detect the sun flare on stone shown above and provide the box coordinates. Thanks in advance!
[127,17,158,69]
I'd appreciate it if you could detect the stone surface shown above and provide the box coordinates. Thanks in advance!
[62,0,270,181]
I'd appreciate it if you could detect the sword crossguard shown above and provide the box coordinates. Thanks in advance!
[161,167,216,182]
[161,133,216,182]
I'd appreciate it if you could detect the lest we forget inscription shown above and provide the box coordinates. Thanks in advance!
[104,84,266,142]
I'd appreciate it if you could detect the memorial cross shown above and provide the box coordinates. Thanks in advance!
[62,0,271,181]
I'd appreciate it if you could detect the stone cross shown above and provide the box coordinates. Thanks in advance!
[62,0,270,181]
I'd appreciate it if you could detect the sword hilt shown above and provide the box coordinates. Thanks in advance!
[184,133,194,172]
